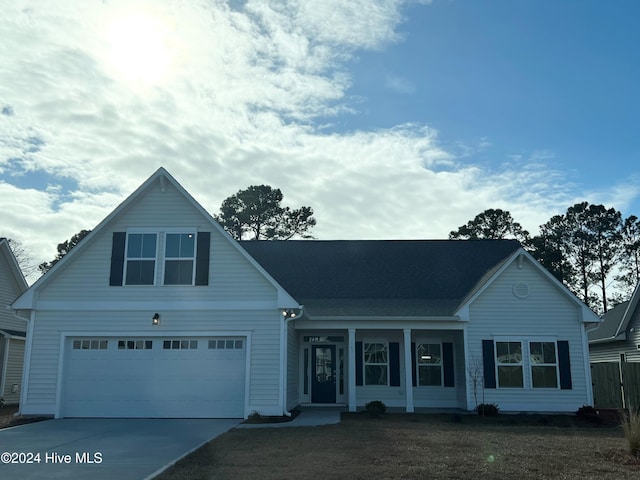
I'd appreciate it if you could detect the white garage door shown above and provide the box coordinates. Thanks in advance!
[61,336,246,418]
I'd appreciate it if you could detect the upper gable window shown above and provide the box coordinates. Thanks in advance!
[125,233,157,285]
[164,233,196,285]
[110,231,210,287]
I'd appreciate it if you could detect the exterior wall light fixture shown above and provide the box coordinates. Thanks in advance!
[152,313,160,325]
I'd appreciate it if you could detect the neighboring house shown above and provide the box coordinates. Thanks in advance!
[588,284,640,409]
[589,283,640,363]
[0,238,29,405]
[12,168,599,418]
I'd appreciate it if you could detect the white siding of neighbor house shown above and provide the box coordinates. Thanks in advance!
[2,339,24,404]
[0,250,27,332]
[466,256,591,412]
[0,244,27,406]
[589,308,640,363]
[22,178,286,417]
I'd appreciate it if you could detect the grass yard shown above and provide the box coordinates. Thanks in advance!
[156,413,640,480]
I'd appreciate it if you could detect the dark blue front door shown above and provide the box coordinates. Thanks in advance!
[311,345,336,403]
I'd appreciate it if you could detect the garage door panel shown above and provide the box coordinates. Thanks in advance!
[62,336,246,418]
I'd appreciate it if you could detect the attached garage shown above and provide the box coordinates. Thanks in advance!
[61,336,247,418]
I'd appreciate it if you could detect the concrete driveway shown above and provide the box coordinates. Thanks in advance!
[0,418,240,480]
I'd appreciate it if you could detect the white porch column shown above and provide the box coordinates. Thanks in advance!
[348,328,357,412]
[403,328,414,413]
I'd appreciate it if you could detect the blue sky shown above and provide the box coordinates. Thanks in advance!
[1,0,640,274]
[349,1,640,184]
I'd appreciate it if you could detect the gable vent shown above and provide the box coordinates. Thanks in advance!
[513,282,530,299]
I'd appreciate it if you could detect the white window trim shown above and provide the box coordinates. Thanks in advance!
[529,340,560,389]
[492,336,560,390]
[415,341,444,387]
[495,340,524,389]
[123,232,158,286]
[121,228,200,287]
[363,341,390,387]
[162,231,197,286]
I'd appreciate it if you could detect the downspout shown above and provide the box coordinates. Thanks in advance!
[281,306,303,417]
[17,310,35,415]
[6,301,32,416]
[581,323,595,406]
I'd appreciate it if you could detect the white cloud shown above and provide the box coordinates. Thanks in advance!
[385,74,416,94]
[1,0,639,270]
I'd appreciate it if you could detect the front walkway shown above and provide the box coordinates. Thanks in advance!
[0,418,240,480]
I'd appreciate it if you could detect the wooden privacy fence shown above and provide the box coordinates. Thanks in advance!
[591,362,640,410]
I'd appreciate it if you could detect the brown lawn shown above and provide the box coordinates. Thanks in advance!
[155,413,640,480]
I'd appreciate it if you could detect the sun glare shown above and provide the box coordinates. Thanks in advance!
[106,12,173,85]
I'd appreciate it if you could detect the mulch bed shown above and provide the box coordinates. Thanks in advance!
[242,408,301,424]
[0,405,50,430]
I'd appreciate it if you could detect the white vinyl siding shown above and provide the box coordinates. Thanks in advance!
[20,179,289,418]
[37,181,277,303]
[465,255,591,412]
[21,310,282,417]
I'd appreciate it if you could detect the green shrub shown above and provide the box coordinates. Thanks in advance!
[621,409,640,457]
[365,400,387,417]
[576,405,598,418]
[477,403,499,416]
[247,410,262,422]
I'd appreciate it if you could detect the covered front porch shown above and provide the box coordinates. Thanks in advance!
[291,322,469,412]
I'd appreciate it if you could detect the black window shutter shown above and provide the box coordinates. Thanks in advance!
[557,340,572,390]
[355,342,363,386]
[195,232,210,286]
[482,340,497,389]
[389,342,400,387]
[411,342,417,387]
[109,232,126,286]
[443,342,455,387]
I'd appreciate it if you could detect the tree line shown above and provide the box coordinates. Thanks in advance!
[7,184,639,315]
[449,206,640,313]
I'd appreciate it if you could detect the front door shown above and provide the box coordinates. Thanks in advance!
[311,345,336,403]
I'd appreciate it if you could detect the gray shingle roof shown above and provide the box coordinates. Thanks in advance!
[588,281,640,343]
[588,301,628,342]
[240,239,521,318]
